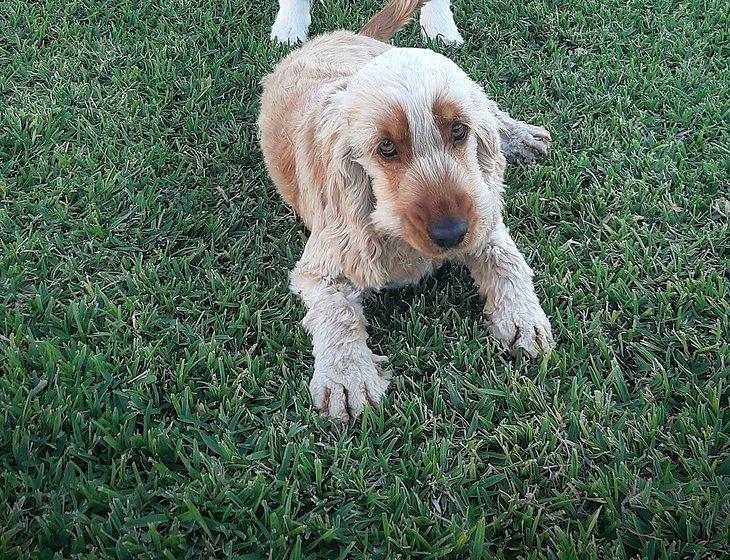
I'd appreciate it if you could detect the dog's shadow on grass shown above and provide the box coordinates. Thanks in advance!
[362,262,497,379]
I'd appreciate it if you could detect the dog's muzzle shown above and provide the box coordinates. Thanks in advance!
[427,217,468,249]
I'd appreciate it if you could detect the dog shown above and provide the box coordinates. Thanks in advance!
[259,0,555,423]
[271,0,464,45]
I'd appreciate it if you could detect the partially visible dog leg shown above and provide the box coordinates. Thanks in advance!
[271,0,311,44]
[419,0,464,45]
[291,266,390,423]
[486,99,552,163]
[464,223,554,357]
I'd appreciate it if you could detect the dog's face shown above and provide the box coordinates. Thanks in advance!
[336,48,504,257]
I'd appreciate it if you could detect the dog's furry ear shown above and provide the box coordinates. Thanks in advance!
[470,86,506,182]
[311,89,386,289]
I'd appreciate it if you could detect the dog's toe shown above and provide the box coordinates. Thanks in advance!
[503,124,552,163]
[270,25,308,44]
[488,307,555,358]
[309,359,390,423]
[511,323,554,358]
[421,27,464,46]
[325,383,350,424]
[270,9,310,44]
[522,127,551,159]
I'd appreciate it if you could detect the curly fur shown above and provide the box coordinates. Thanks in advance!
[259,0,555,422]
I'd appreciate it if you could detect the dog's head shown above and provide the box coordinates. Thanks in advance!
[321,48,505,258]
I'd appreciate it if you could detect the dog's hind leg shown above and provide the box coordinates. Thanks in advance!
[485,99,552,163]
[290,266,390,423]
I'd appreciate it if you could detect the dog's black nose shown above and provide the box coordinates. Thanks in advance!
[428,217,468,249]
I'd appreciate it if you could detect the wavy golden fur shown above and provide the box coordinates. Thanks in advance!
[259,0,556,423]
[360,0,428,41]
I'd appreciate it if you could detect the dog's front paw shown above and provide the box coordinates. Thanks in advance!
[309,354,390,423]
[420,12,464,46]
[421,26,464,46]
[502,123,551,163]
[488,307,554,358]
[270,10,310,44]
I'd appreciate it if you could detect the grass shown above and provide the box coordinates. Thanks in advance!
[1,0,728,557]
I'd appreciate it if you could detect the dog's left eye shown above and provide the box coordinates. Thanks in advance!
[452,122,468,143]
[378,139,398,159]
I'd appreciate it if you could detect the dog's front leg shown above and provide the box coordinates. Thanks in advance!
[485,99,552,164]
[420,0,464,46]
[464,223,554,357]
[290,267,389,423]
[270,0,311,44]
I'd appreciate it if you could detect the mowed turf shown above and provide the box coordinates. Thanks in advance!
[1,0,728,558]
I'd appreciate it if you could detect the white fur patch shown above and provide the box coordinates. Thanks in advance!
[419,0,464,46]
[270,0,311,44]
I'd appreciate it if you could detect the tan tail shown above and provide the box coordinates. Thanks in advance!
[360,0,428,41]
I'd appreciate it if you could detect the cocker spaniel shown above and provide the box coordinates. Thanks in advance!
[271,0,464,45]
[259,0,555,423]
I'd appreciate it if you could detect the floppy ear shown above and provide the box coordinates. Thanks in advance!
[469,85,507,183]
[308,88,387,289]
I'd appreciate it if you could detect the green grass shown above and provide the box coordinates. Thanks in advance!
[1,0,728,557]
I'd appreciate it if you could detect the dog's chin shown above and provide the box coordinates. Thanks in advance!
[372,216,474,260]
[371,220,438,258]
[401,232,474,260]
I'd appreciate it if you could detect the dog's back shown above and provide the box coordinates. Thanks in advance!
[259,32,389,216]
[259,0,425,219]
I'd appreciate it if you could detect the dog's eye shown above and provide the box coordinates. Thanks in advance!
[378,139,398,159]
[452,122,468,143]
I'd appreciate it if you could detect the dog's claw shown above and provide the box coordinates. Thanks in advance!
[509,323,554,357]
[488,308,555,358]
[309,360,390,423]
[421,28,464,46]
[502,124,552,163]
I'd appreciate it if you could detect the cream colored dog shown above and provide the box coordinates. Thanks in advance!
[259,0,555,423]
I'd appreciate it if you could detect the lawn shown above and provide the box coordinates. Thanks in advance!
[1,0,728,558]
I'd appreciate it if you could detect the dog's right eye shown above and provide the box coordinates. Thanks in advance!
[451,122,468,143]
[378,139,398,159]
